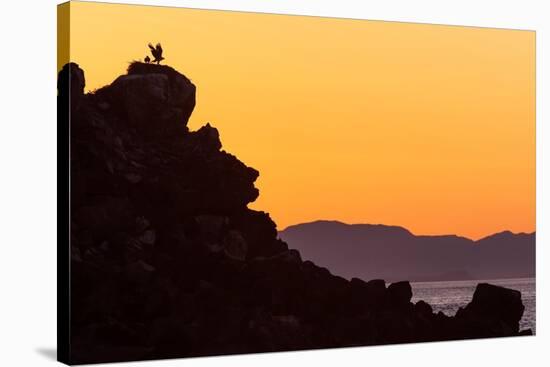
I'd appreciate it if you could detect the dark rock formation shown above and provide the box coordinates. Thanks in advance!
[454,283,526,337]
[58,62,85,111]
[103,62,196,137]
[387,281,413,305]
[60,62,532,365]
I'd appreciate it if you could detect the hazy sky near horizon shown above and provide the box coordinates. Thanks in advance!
[65,2,535,239]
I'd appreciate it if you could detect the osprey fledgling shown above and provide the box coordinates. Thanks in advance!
[144,55,151,63]
[148,43,165,64]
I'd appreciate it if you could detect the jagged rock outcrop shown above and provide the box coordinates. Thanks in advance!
[99,62,196,137]
[387,281,413,306]
[454,283,526,337]
[58,62,85,111]
[61,62,532,365]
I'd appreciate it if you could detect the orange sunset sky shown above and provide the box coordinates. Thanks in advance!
[61,1,535,240]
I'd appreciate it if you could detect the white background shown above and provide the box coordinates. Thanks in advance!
[0,0,548,365]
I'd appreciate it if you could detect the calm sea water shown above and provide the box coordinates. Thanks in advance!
[411,278,536,333]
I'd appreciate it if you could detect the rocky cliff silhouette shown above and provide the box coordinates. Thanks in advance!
[279,221,535,282]
[59,62,532,365]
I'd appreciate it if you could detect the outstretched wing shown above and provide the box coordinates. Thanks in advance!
[156,43,163,57]
[148,43,155,52]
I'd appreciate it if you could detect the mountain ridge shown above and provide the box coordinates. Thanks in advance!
[280,220,534,242]
[279,221,535,282]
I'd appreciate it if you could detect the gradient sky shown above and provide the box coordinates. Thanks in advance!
[64,1,535,239]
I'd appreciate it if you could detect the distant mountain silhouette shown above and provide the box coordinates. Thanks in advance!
[279,221,535,282]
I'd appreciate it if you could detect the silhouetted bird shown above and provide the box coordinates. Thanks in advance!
[148,43,165,64]
[144,55,151,63]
